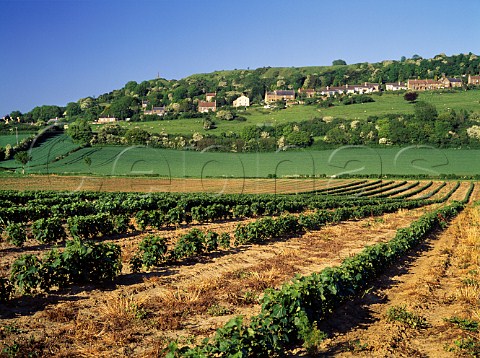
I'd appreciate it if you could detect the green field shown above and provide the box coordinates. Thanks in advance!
[0,133,34,147]
[98,90,480,137]
[2,139,479,178]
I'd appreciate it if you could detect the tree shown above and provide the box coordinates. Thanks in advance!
[404,92,419,103]
[203,118,215,130]
[66,102,82,117]
[216,110,234,121]
[30,105,63,122]
[332,59,347,66]
[67,119,93,144]
[14,151,32,174]
[9,110,22,121]
[125,128,150,145]
[107,96,136,120]
[414,101,438,122]
[286,131,313,147]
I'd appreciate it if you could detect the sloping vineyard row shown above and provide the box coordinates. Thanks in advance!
[0,182,472,303]
[168,191,474,357]
[0,181,454,249]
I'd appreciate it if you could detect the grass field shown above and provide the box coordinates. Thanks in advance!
[0,133,34,147]
[99,90,480,137]
[2,140,480,177]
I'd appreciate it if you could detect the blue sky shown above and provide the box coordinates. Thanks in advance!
[1,0,479,115]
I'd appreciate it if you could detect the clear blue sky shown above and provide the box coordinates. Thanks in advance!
[1,0,479,115]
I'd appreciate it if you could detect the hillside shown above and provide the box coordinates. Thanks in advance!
[3,52,479,123]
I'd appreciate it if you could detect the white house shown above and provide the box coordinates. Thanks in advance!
[98,116,117,124]
[233,95,250,107]
[385,82,408,91]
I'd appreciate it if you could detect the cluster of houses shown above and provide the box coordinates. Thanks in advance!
[95,73,480,121]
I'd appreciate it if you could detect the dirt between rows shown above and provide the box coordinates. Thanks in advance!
[0,202,447,357]
[288,204,480,357]
[0,176,349,194]
[0,181,476,357]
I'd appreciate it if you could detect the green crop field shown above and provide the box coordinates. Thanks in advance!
[97,90,480,137]
[2,137,479,178]
[0,133,35,147]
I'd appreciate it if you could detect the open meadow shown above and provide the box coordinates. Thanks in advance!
[103,90,480,137]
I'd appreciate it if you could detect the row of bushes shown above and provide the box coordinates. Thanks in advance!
[169,201,465,356]
[1,214,131,247]
[0,239,122,301]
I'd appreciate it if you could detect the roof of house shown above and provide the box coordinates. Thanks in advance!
[447,78,462,82]
[408,79,441,84]
[206,92,216,96]
[198,101,216,108]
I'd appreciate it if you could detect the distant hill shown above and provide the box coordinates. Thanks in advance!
[3,52,479,122]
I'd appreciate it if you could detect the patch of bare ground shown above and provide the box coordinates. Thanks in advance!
[0,176,349,194]
[0,204,438,357]
[288,204,480,357]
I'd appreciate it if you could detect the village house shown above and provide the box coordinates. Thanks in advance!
[468,74,480,85]
[319,83,380,97]
[206,92,216,102]
[98,116,117,124]
[440,76,463,88]
[144,106,166,116]
[354,82,381,93]
[233,95,250,107]
[198,101,216,113]
[264,90,296,102]
[385,82,408,91]
[407,79,444,91]
[298,88,316,98]
[141,100,149,108]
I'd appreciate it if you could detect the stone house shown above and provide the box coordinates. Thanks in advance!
[198,101,217,113]
[233,95,250,107]
[468,75,480,85]
[264,90,295,102]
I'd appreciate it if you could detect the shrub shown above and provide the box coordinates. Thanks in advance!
[4,223,27,247]
[130,235,167,272]
[32,217,66,243]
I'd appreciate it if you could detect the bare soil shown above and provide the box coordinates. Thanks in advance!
[0,176,348,194]
[0,180,477,357]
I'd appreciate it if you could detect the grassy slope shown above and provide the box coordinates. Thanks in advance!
[0,134,34,147]
[104,90,480,137]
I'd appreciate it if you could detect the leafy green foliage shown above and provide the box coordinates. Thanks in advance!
[31,217,66,243]
[130,235,167,272]
[386,305,429,328]
[9,239,122,295]
[4,223,27,247]
[170,201,464,356]
[445,316,479,332]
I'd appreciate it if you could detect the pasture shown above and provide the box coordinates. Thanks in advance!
[105,90,480,137]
